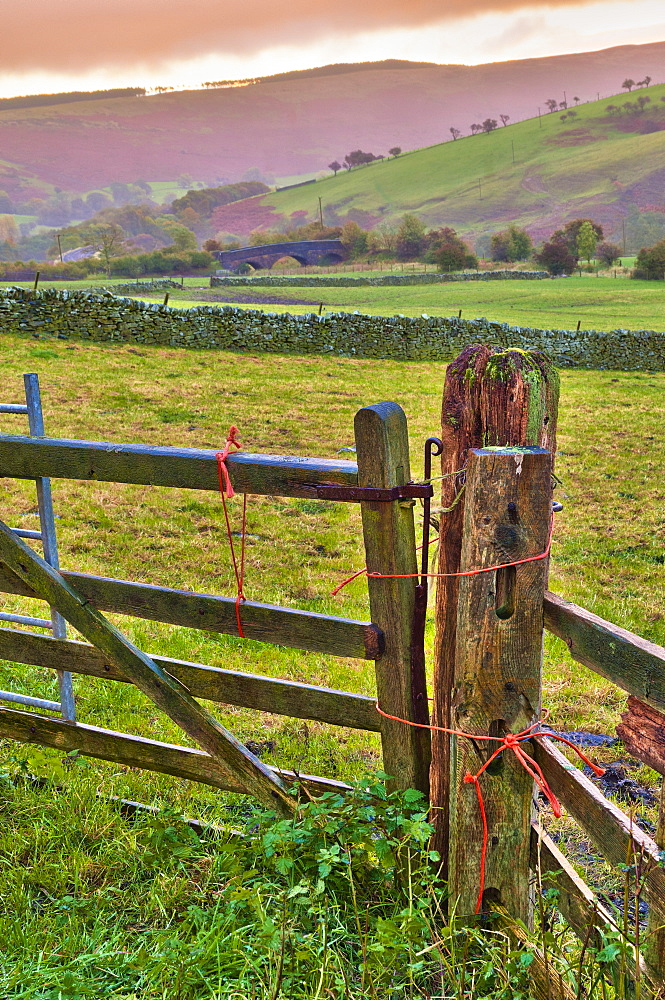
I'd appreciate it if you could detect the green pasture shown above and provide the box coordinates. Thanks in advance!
[132,275,665,332]
[256,86,665,241]
[0,335,662,994]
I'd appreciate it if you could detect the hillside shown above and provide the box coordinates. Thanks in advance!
[0,40,664,202]
[209,85,665,249]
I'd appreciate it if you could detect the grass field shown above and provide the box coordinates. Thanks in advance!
[130,275,665,332]
[0,335,663,995]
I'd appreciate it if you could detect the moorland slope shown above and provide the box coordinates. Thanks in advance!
[0,41,664,200]
[210,85,665,247]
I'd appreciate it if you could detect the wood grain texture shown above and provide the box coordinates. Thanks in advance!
[0,434,357,497]
[355,402,430,795]
[544,593,665,712]
[432,346,559,863]
[0,705,349,798]
[0,564,383,660]
[0,520,298,815]
[448,447,552,919]
[533,738,665,912]
[616,696,665,775]
[0,626,381,731]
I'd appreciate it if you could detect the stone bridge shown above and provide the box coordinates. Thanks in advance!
[212,239,348,271]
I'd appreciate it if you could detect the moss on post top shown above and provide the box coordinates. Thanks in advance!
[443,344,559,451]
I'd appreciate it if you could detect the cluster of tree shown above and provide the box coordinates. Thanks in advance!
[171,182,269,219]
[489,226,533,262]
[449,116,509,140]
[534,219,621,274]
[622,77,652,92]
[605,95,665,115]
[328,148,401,174]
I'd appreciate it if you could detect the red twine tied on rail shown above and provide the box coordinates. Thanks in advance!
[375,703,605,914]
[216,427,247,637]
[332,519,554,596]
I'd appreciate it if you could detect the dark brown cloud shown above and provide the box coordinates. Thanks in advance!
[3,0,597,74]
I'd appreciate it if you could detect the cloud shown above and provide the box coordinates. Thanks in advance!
[2,0,604,74]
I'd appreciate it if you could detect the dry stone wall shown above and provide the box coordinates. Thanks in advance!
[0,286,663,370]
[210,270,549,288]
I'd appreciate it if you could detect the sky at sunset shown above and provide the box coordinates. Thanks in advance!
[1,0,664,98]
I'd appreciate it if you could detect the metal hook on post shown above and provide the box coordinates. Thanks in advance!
[409,436,444,727]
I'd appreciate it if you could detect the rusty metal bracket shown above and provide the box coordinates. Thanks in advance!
[299,482,434,502]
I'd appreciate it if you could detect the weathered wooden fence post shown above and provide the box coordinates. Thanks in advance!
[355,402,431,795]
[447,445,552,919]
[431,347,559,862]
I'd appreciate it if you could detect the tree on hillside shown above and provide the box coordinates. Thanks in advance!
[470,123,482,134]
[573,96,580,104]
[388,147,402,158]
[482,118,498,132]
[500,114,510,127]
[545,99,558,113]
[0,215,19,247]
[622,79,635,92]
[449,127,461,140]
[576,221,598,264]
[427,227,477,271]
[636,95,651,112]
[159,220,198,251]
[534,234,576,275]
[490,225,532,262]
[328,160,342,176]
[396,213,428,260]
[641,75,652,87]
[597,241,622,267]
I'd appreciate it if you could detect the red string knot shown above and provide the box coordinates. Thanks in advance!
[216,425,242,499]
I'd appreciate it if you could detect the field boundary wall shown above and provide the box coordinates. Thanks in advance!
[210,269,549,287]
[0,286,663,370]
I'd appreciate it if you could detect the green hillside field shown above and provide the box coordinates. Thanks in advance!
[215,85,665,250]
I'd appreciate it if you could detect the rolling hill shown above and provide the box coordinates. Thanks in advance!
[0,40,664,204]
[210,85,665,250]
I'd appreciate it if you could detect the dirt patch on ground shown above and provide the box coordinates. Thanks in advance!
[546,128,606,147]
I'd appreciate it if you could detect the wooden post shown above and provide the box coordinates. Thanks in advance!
[431,346,559,862]
[448,446,552,919]
[355,402,430,795]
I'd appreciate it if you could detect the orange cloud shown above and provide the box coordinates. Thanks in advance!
[3,0,599,73]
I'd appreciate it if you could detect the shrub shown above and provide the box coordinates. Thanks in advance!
[633,239,665,279]
[534,235,577,275]
[597,242,622,268]
[427,227,478,270]
[490,226,533,262]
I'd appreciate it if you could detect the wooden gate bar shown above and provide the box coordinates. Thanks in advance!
[534,738,665,911]
[0,705,349,797]
[0,519,298,816]
[354,402,431,796]
[447,446,552,920]
[0,564,383,660]
[0,627,381,732]
[0,434,358,496]
[544,592,665,712]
